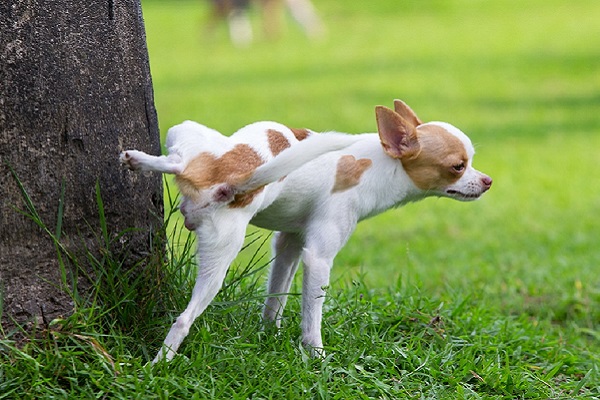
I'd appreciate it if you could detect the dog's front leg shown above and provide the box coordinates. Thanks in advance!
[299,247,332,355]
[299,218,356,356]
[263,232,304,327]
[153,210,251,363]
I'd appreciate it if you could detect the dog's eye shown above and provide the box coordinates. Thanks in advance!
[452,163,465,173]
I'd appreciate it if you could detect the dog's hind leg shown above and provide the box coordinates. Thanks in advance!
[120,150,184,174]
[153,209,252,363]
[263,232,304,328]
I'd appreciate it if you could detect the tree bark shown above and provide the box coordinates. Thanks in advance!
[0,1,163,330]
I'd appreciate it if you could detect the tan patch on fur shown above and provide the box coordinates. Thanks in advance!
[267,129,291,156]
[402,125,467,190]
[228,189,263,208]
[290,128,311,141]
[332,155,372,193]
[175,144,265,206]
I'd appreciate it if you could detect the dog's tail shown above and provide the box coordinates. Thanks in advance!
[236,132,362,193]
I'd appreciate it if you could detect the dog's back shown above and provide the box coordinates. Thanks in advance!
[165,121,230,166]
[166,121,361,206]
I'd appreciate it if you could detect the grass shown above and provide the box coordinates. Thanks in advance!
[2,0,600,397]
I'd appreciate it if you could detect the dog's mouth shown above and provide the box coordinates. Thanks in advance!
[445,190,482,201]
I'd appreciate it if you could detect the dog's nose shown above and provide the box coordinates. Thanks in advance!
[481,175,493,190]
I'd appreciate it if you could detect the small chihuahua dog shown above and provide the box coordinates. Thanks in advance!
[121,100,492,363]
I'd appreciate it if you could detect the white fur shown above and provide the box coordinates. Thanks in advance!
[120,102,492,363]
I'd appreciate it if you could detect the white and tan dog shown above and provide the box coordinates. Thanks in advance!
[120,100,492,363]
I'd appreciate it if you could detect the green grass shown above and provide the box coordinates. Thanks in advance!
[2,0,600,397]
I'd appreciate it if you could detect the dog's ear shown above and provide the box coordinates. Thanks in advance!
[393,99,423,127]
[376,106,421,159]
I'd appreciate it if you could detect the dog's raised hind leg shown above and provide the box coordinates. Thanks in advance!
[120,150,184,174]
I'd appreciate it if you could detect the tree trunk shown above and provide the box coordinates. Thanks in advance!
[0,1,163,330]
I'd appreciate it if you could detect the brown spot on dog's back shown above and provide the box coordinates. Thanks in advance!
[402,124,467,190]
[175,144,265,204]
[332,155,372,193]
[290,128,311,141]
[267,129,291,156]
[175,152,219,198]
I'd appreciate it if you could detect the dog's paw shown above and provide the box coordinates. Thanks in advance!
[152,346,178,365]
[120,150,142,170]
[301,337,326,359]
[300,340,326,361]
[309,346,326,359]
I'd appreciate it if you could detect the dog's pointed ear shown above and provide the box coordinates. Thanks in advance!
[376,106,421,159]
[393,99,423,127]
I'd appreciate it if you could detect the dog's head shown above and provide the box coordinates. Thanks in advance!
[376,100,492,201]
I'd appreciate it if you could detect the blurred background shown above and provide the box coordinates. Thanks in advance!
[140,0,600,302]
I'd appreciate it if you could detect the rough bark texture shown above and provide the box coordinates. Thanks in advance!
[0,1,163,330]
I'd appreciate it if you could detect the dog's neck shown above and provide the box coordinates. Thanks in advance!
[333,134,431,222]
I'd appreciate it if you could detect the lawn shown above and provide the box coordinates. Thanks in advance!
[2,0,600,398]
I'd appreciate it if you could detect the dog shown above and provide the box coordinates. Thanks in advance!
[120,100,492,363]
